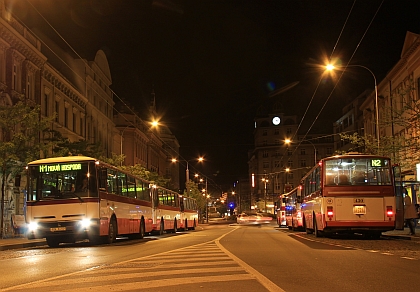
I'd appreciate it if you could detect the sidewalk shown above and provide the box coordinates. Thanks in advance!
[382,226,420,241]
[0,226,418,251]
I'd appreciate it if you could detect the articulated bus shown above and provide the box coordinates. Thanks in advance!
[26,156,198,247]
[300,153,395,238]
[284,186,304,231]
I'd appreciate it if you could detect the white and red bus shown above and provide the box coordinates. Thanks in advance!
[284,186,304,231]
[301,153,396,239]
[276,197,286,227]
[25,156,198,247]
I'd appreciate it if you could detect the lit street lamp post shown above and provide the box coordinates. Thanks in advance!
[326,64,380,150]
[171,157,204,190]
[262,178,269,213]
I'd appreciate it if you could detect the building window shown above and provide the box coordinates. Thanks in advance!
[263,161,269,168]
[287,161,293,168]
[80,117,83,136]
[287,149,292,156]
[55,100,59,122]
[327,147,333,155]
[301,160,306,167]
[73,112,76,132]
[287,128,292,134]
[274,128,279,135]
[26,74,31,99]
[301,148,306,155]
[275,139,280,145]
[12,64,17,90]
[64,107,68,128]
[274,160,280,168]
[262,129,267,136]
[262,151,268,158]
[44,93,48,116]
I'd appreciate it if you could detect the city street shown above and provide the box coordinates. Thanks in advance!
[0,223,419,291]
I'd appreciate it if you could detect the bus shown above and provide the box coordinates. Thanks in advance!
[300,153,395,239]
[276,196,286,227]
[25,156,198,247]
[284,186,304,231]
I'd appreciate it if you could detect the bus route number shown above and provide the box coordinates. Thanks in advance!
[354,198,364,203]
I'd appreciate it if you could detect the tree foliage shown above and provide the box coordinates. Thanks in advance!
[0,98,53,237]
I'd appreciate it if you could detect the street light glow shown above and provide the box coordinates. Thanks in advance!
[325,63,380,150]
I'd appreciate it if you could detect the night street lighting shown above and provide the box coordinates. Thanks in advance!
[171,156,204,189]
[326,64,380,150]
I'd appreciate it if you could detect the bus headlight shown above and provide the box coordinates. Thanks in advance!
[27,221,38,232]
[80,218,92,229]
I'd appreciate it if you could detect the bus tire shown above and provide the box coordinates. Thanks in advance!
[46,236,60,248]
[106,218,117,244]
[173,219,177,233]
[159,219,164,235]
[184,219,188,231]
[191,219,196,230]
[314,218,323,238]
[303,217,313,234]
[139,218,145,239]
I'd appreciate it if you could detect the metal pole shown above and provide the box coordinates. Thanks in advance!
[185,161,189,186]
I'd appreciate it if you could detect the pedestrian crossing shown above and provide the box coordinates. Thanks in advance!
[5,241,274,291]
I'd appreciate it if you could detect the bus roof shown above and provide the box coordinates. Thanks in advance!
[28,156,97,165]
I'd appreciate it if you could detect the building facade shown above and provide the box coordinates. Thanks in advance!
[248,111,334,213]
[0,1,180,237]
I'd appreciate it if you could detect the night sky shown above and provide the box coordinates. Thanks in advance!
[11,0,420,190]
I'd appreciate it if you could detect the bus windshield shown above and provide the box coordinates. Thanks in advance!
[324,157,392,186]
[28,161,98,200]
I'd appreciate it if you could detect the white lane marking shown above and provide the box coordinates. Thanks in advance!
[216,227,286,292]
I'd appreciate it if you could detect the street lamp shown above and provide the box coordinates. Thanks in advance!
[171,157,204,189]
[326,64,379,150]
[261,178,269,213]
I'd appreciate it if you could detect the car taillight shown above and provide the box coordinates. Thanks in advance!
[386,206,393,217]
[327,206,333,218]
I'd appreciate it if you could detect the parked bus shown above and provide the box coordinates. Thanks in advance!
[284,186,304,231]
[25,156,198,247]
[300,153,395,238]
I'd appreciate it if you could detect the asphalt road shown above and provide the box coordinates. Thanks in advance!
[0,223,418,291]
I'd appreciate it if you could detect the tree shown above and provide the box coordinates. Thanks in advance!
[183,180,206,221]
[0,98,53,238]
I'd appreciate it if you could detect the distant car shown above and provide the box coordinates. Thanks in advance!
[237,212,273,224]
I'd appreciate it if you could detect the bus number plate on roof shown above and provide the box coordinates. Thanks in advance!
[353,205,366,215]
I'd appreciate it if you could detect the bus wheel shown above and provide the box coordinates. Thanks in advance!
[173,219,178,233]
[159,219,164,235]
[46,236,60,248]
[139,218,145,239]
[303,217,313,234]
[314,219,323,238]
[107,219,117,244]
[184,219,188,231]
[190,219,196,230]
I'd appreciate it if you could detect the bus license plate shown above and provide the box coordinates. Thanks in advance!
[353,205,366,215]
[50,227,66,232]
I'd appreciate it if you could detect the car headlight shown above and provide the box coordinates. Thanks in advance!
[27,221,38,232]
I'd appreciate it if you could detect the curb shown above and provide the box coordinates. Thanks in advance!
[0,240,46,251]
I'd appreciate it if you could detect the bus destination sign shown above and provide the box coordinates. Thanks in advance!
[39,163,82,173]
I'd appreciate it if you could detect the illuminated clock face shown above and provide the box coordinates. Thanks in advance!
[272,116,281,125]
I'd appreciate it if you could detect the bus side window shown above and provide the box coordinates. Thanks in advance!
[98,169,107,190]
